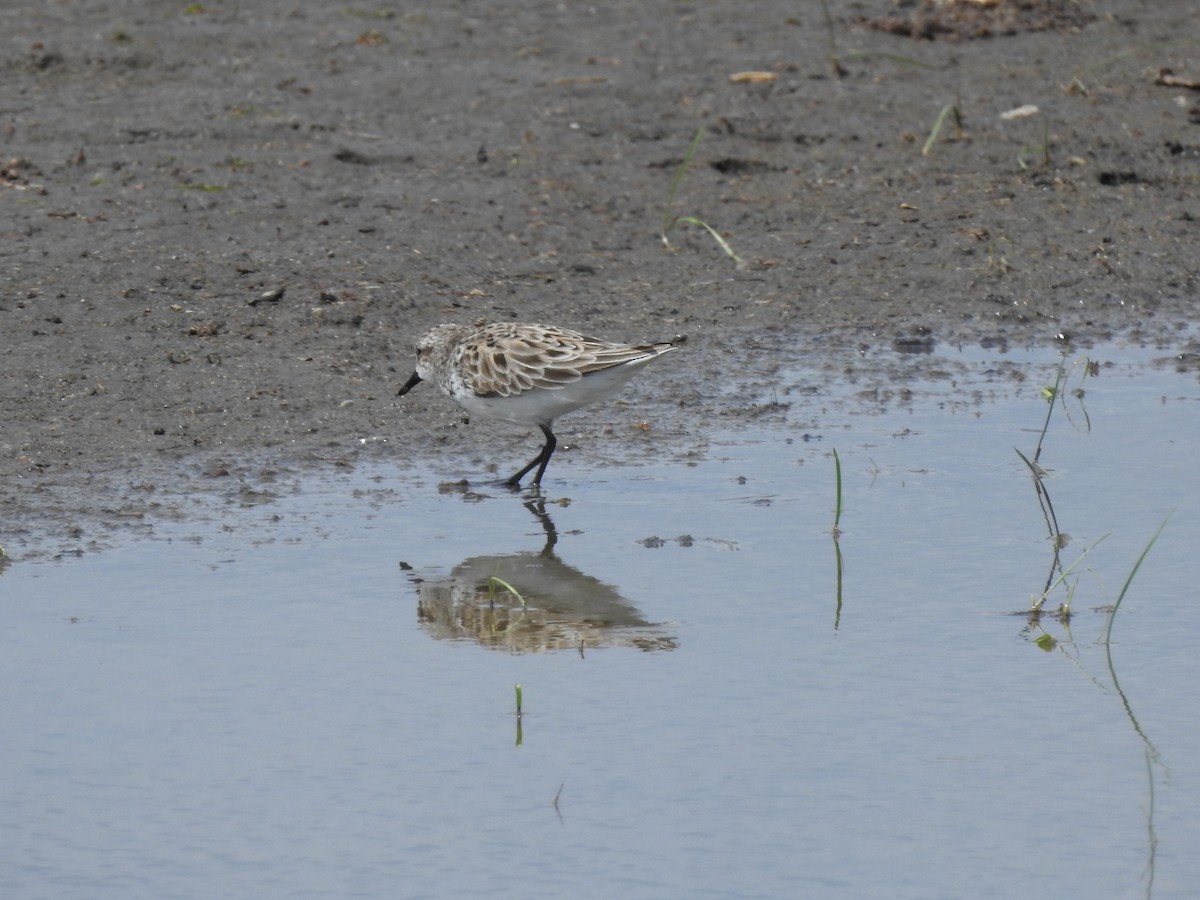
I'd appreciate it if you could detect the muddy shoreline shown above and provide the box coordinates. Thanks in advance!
[2,1,1197,559]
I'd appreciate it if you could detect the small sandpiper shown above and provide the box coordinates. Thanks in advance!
[397,322,684,487]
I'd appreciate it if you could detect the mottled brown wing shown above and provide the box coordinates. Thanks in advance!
[466,327,661,397]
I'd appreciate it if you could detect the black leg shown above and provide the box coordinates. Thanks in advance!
[531,425,557,486]
[507,424,557,488]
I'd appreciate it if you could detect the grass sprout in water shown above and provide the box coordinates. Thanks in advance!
[1016,355,1171,627]
[1016,355,1102,615]
[1017,357,1083,612]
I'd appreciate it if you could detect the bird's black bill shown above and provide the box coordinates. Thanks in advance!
[397,371,422,396]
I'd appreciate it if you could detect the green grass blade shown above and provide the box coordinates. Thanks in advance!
[487,575,527,607]
[1030,533,1109,611]
[660,127,743,264]
[662,127,705,237]
[1102,512,1174,644]
[922,103,956,157]
[1032,357,1067,463]
[1066,37,1200,94]
[672,215,743,264]
[831,447,843,534]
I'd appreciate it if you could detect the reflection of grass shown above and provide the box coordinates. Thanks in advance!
[660,128,743,265]
[1018,356,1096,614]
[514,683,523,746]
[1025,529,1108,614]
[1019,356,1169,623]
[830,448,844,630]
[1009,353,1169,876]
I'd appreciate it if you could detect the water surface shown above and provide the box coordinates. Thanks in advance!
[3,343,1198,899]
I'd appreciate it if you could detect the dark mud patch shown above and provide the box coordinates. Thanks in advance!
[860,0,1096,41]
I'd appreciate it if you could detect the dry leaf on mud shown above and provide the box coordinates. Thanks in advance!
[1000,104,1039,120]
[729,71,777,83]
[1155,68,1200,90]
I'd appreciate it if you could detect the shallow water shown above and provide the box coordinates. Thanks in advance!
[3,342,1198,899]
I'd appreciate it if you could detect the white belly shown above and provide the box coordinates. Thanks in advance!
[453,359,653,427]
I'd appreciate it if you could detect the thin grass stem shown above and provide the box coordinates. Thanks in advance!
[1102,512,1174,645]
[661,128,743,264]
[661,127,705,239]
[1032,357,1068,464]
[1031,534,1109,612]
[922,103,958,157]
[1066,37,1200,94]
[831,448,843,535]
[488,575,527,607]
[816,0,846,77]
[832,539,844,631]
[673,216,743,264]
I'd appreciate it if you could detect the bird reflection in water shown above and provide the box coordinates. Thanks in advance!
[412,497,677,654]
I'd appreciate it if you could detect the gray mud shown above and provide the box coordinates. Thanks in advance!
[2,1,1197,558]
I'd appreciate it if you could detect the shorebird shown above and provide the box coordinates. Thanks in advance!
[397,322,684,487]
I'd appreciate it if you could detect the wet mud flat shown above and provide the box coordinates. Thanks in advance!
[1,0,1198,558]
